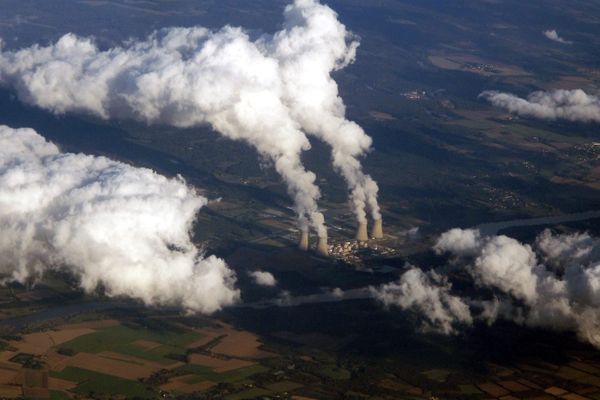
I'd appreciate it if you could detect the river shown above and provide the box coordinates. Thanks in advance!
[475,209,600,236]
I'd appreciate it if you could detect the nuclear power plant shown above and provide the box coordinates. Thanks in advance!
[297,215,384,258]
[298,231,309,251]
[298,231,329,256]
[316,236,329,257]
[356,222,369,242]
[372,219,383,239]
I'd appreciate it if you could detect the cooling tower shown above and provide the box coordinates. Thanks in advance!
[356,222,368,242]
[298,231,309,251]
[371,218,383,239]
[316,236,329,257]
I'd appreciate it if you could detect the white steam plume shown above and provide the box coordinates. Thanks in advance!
[0,0,382,235]
[480,89,600,123]
[543,29,572,44]
[0,6,328,238]
[269,0,381,223]
[434,228,482,256]
[0,125,239,313]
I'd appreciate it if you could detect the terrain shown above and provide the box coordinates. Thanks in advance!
[0,0,598,399]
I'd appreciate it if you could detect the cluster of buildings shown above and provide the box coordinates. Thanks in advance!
[569,142,600,162]
[401,90,427,100]
[328,240,370,265]
[463,62,499,74]
[327,237,401,267]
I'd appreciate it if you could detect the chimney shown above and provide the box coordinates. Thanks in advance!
[316,236,329,257]
[371,219,383,239]
[298,231,309,251]
[356,222,368,242]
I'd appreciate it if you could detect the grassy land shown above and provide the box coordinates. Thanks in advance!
[59,324,201,363]
[55,323,275,397]
[50,367,155,398]
[459,384,483,395]
[316,364,351,380]
[265,381,304,392]
[423,369,452,383]
[225,387,273,400]
[50,391,72,400]
[175,364,269,384]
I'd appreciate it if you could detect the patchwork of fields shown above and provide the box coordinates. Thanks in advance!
[0,318,289,399]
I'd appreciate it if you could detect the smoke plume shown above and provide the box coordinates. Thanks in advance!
[269,0,381,223]
[0,125,239,313]
[372,228,600,348]
[543,29,572,44]
[480,89,600,123]
[0,0,382,236]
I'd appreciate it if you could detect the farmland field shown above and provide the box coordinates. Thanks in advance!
[50,367,154,398]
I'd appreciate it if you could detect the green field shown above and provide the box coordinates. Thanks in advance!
[458,384,483,395]
[423,369,452,383]
[266,380,304,392]
[55,323,275,397]
[59,324,201,363]
[215,364,270,383]
[319,365,351,380]
[175,364,270,384]
[50,391,71,400]
[225,387,273,400]
[51,367,155,398]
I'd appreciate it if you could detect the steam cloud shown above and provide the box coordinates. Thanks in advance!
[272,1,381,223]
[249,270,277,287]
[0,125,239,313]
[0,0,381,237]
[479,89,600,123]
[543,29,572,44]
[372,228,600,349]
[371,267,472,334]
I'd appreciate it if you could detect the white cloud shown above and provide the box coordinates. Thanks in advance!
[434,228,482,256]
[472,235,539,303]
[0,125,239,313]
[331,287,345,298]
[398,227,420,239]
[479,89,600,123]
[543,29,572,44]
[430,227,600,348]
[536,229,600,268]
[371,267,472,335]
[248,270,277,287]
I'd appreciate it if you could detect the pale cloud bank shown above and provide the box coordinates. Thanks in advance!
[249,270,277,287]
[372,227,600,348]
[371,267,472,334]
[480,89,600,123]
[0,125,239,313]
